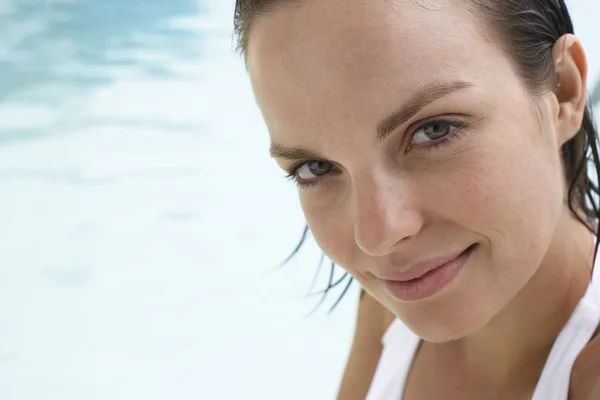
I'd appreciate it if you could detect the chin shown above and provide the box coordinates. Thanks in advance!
[392,297,496,343]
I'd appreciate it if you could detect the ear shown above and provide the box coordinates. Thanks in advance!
[552,34,588,146]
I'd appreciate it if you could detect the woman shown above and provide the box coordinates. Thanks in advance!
[234,0,600,399]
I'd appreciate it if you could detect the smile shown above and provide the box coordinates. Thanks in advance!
[381,244,477,302]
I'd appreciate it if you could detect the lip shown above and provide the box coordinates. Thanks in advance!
[380,244,476,302]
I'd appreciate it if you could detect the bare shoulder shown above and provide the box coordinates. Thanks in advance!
[359,288,397,333]
[570,329,600,400]
[336,289,396,400]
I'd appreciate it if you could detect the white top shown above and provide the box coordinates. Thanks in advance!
[365,260,600,400]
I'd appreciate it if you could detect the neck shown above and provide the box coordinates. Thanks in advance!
[447,209,595,390]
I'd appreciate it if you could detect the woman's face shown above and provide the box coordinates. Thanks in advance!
[247,0,569,340]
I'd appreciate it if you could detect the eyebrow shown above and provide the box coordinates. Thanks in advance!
[376,80,474,142]
[269,144,326,161]
[270,80,474,160]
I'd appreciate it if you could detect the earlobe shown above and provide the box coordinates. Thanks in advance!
[552,34,588,145]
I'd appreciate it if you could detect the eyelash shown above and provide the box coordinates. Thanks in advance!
[285,163,331,189]
[286,116,468,189]
[408,116,467,152]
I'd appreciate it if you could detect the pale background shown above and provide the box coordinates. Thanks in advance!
[0,1,598,399]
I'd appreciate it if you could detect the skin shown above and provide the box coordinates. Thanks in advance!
[246,0,598,397]
[337,289,396,399]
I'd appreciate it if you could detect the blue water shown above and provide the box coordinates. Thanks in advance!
[0,1,357,399]
[0,1,598,399]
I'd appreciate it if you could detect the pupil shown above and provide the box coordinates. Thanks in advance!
[309,161,331,176]
[428,123,448,139]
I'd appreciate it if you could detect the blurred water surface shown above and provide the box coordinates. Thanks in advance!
[0,1,357,399]
[0,1,599,400]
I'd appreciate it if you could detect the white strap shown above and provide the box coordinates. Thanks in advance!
[530,259,600,400]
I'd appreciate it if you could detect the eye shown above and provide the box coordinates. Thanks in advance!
[411,120,458,145]
[296,161,333,181]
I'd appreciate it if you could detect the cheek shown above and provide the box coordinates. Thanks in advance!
[300,191,360,272]
[400,140,565,337]
[297,122,565,290]
[451,144,559,225]
[431,136,564,277]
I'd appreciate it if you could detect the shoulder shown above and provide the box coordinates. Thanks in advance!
[570,329,600,400]
[351,289,396,350]
[336,289,396,400]
[359,288,397,335]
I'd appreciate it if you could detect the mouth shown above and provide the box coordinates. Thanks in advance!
[381,244,477,302]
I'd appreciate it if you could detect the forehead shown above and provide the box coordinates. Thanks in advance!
[248,0,476,61]
[247,0,511,140]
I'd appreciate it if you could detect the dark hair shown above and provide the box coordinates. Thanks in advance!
[235,0,600,311]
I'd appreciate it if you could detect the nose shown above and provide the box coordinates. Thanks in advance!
[353,173,423,257]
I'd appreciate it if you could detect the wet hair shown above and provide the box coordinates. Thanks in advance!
[234,0,600,311]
